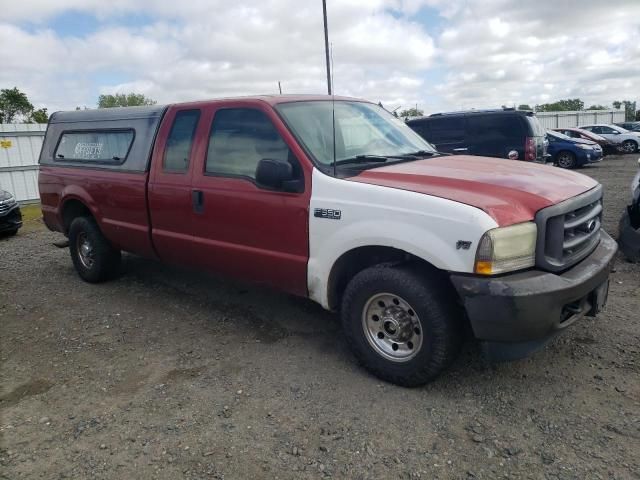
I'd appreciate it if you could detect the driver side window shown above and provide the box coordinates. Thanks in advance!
[205,108,295,180]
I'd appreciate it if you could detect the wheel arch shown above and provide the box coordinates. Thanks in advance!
[61,198,94,235]
[325,245,457,311]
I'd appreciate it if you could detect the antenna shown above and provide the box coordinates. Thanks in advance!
[331,42,337,177]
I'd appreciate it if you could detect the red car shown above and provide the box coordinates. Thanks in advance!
[553,127,616,155]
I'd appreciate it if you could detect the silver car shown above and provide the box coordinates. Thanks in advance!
[579,124,640,154]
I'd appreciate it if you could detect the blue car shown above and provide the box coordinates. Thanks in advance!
[546,130,603,169]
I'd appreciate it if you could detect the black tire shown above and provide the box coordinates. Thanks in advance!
[68,216,121,283]
[621,140,638,154]
[341,265,463,387]
[556,151,576,169]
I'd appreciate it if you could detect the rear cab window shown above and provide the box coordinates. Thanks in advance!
[55,130,134,163]
[163,109,201,173]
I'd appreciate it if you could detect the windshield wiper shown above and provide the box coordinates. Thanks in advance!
[335,155,390,166]
[400,150,441,158]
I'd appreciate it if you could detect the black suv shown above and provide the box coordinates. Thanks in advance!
[406,109,547,163]
[0,189,22,236]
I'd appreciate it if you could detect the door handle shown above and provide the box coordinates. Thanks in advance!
[453,147,469,152]
[192,190,204,214]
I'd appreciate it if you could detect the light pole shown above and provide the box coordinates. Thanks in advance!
[322,0,331,95]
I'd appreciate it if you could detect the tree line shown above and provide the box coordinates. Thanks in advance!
[0,87,156,124]
[2,86,638,124]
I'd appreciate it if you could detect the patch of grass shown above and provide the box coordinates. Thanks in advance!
[20,203,42,223]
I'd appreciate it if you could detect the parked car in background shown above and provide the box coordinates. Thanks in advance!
[553,127,616,155]
[619,158,640,262]
[546,130,602,169]
[0,189,22,236]
[406,109,547,163]
[579,124,640,153]
[615,121,640,132]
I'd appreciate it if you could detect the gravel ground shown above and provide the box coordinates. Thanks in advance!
[1,155,639,480]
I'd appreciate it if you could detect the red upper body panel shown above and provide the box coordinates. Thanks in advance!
[351,155,598,226]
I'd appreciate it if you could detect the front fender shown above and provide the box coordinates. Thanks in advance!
[307,169,498,309]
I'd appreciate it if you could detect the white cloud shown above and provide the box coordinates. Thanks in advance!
[0,0,435,111]
[0,0,639,114]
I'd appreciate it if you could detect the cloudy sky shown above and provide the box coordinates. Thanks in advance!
[1,0,639,114]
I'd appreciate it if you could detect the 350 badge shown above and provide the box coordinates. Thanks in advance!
[314,208,342,220]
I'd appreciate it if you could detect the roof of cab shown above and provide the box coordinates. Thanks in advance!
[49,94,368,124]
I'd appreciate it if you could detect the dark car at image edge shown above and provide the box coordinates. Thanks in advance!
[406,108,547,163]
[0,190,22,236]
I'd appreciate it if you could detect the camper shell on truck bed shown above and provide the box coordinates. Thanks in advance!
[40,106,167,172]
[38,96,616,387]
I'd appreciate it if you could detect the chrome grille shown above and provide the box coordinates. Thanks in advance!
[0,203,13,215]
[535,185,603,272]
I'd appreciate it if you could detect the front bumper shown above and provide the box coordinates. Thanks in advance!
[450,231,617,360]
[0,205,23,232]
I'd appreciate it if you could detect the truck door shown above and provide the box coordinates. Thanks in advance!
[148,107,203,266]
[189,104,310,296]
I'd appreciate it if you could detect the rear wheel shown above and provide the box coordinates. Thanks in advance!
[68,216,121,282]
[621,140,638,154]
[341,265,463,387]
[556,151,576,169]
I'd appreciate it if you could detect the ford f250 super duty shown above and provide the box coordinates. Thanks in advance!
[38,95,617,386]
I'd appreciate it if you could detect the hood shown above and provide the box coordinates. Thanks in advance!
[0,190,13,202]
[350,156,598,226]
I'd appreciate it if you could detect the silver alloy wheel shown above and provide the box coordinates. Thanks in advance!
[77,232,94,269]
[622,140,637,153]
[557,152,574,168]
[361,293,424,362]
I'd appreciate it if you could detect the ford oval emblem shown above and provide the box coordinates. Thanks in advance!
[587,219,597,232]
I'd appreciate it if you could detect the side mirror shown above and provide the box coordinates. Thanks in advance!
[255,159,302,192]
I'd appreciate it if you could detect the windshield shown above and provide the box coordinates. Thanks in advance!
[275,101,436,168]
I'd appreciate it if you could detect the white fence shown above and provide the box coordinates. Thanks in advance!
[535,110,625,129]
[0,123,46,203]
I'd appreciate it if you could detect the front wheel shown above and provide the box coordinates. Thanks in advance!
[341,265,463,387]
[621,140,638,154]
[68,216,121,283]
[556,151,576,169]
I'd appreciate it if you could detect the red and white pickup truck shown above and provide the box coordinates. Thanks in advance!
[39,95,617,386]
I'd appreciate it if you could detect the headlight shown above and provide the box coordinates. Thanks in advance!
[0,193,16,206]
[474,222,537,275]
[577,144,592,150]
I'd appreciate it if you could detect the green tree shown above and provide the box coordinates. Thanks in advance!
[30,108,49,123]
[517,104,532,111]
[587,105,608,110]
[399,107,423,119]
[535,98,584,112]
[622,100,637,121]
[0,87,34,123]
[612,101,622,110]
[98,93,157,108]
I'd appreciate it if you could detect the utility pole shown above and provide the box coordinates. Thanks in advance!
[322,0,332,95]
